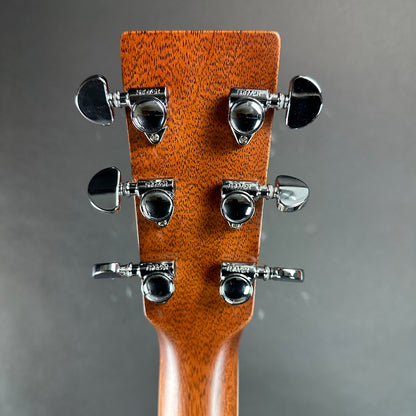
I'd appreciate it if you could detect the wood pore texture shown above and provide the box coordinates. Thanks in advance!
[120,31,280,416]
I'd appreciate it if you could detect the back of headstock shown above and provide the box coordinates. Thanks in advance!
[120,30,279,338]
[76,30,322,416]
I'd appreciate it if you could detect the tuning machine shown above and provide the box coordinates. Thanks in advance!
[221,175,309,229]
[87,167,175,227]
[220,262,303,305]
[229,75,322,145]
[75,75,168,144]
[93,261,175,304]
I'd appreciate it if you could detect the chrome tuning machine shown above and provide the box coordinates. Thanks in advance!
[87,166,174,227]
[220,262,303,305]
[221,175,309,229]
[93,261,175,304]
[229,75,322,145]
[75,75,168,144]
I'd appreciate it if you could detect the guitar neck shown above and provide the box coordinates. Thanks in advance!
[157,328,241,416]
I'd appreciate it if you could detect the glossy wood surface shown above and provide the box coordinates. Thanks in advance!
[120,31,280,416]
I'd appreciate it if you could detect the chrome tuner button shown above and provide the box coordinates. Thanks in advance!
[285,76,323,129]
[275,175,310,212]
[75,75,168,144]
[228,75,322,145]
[221,176,309,229]
[75,75,114,126]
[88,167,122,213]
[220,263,304,305]
[87,167,175,227]
[92,261,175,304]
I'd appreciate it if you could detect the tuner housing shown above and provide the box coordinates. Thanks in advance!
[220,262,304,305]
[75,75,169,144]
[122,87,168,144]
[93,261,175,304]
[228,75,323,145]
[87,167,175,227]
[220,176,310,229]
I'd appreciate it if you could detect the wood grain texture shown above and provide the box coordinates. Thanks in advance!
[120,31,280,416]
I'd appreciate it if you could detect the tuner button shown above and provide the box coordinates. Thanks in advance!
[275,175,309,212]
[93,263,126,279]
[75,75,114,126]
[221,191,255,229]
[286,76,323,129]
[88,167,122,213]
[220,274,253,305]
[142,273,175,304]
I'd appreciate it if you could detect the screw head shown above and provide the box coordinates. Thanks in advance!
[149,133,160,143]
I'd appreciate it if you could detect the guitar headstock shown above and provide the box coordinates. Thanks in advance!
[77,30,322,345]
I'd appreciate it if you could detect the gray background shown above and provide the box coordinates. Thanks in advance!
[1,0,415,415]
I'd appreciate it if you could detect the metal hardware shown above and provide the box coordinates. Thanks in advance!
[221,175,309,229]
[92,261,175,304]
[75,75,168,144]
[229,75,322,145]
[87,167,174,227]
[220,262,303,305]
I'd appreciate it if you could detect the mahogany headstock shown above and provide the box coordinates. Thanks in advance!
[120,31,279,337]
[76,30,322,335]
[76,30,322,415]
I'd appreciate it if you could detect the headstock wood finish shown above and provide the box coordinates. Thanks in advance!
[77,31,322,416]
[124,31,277,416]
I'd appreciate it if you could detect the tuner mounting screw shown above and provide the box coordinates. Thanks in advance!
[228,75,322,145]
[238,136,249,145]
[220,262,303,305]
[92,261,175,304]
[149,133,160,143]
[221,176,309,229]
[75,74,169,144]
[87,166,175,227]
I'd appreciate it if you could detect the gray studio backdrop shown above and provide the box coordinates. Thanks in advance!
[1,1,415,415]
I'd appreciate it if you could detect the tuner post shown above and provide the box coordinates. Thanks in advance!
[220,262,303,305]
